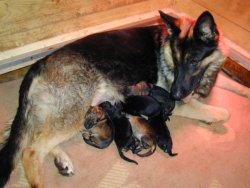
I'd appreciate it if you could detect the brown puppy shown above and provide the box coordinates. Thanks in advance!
[86,101,139,164]
[127,115,156,157]
[82,119,113,149]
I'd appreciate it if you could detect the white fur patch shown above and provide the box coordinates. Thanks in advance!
[91,80,124,106]
[26,76,57,124]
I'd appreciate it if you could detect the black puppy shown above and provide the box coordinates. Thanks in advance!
[99,102,139,165]
[123,87,177,157]
[148,114,177,156]
[149,85,175,120]
[123,95,161,118]
[124,83,175,121]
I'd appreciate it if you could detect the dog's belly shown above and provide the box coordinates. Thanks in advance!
[25,50,102,132]
[91,80,125,106]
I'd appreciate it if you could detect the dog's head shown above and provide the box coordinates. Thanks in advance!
[160,11,224,101]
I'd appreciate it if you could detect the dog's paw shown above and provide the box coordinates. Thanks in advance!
[201,107,230,125]
[54,155,74,176]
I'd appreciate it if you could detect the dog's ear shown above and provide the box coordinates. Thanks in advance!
[193,11,218,44]
[159,11,180,37]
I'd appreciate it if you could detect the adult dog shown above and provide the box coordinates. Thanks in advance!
[0,10,229,188]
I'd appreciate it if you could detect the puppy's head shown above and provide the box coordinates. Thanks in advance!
[84,105,106,129]
[160,11,225,101]
[82,119,113,149]
[99,101,123,119]
[156,135,177,156]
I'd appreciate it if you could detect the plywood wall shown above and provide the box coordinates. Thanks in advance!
[0,0,248,74]
[0,0,172,51]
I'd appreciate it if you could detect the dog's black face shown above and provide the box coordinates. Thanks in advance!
[160,11,219,100]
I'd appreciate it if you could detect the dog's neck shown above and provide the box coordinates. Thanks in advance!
[156,40,174,92]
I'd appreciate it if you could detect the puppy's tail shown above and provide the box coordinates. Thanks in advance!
[118,149,138,165]
[0,62,44,187]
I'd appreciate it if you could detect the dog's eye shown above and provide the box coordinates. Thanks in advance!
[190,60,197,65]
[189,60,198,68]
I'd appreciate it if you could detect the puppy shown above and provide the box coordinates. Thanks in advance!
[124,82,175,121]
[149,85,175,120]
[127,115,156,157]
[123,95,177,156]
[97,102,139,164]
[84,104,106,130]
[148,114,177,156]
[82,118,113,149]
[123,95,162,118]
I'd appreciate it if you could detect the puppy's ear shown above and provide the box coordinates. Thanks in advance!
[193,11,218,44]
[159,11,180,38]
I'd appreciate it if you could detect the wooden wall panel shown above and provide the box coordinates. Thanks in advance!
[0,0,172,51]
[0,0,248,75]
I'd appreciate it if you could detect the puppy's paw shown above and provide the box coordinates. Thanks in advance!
[127,81,150,96]
[54,155,74,176]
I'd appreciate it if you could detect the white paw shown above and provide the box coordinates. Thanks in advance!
[54,155,74,176]
[202,108,230,125]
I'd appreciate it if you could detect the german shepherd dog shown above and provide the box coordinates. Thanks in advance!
[0,10,229,187]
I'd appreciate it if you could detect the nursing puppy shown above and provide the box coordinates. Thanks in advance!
[81,104,113,149]
[82,118,113,149]
[98,102,139,165]
[123,95,176,156]
[124,82,175,121]
[127,115,157,157]
[0,11,229,187]
[148,115,177,156]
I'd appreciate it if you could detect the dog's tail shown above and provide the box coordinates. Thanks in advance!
[0,106,28,187]
[0,62,45,187]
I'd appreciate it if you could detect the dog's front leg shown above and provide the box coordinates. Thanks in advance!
[172,98,230,124]
[49,146,74,176]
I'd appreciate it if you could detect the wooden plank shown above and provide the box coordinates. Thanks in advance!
[0,0,172,51]
[0,0,249,77]
[0,0,173,74]
[222,57,250,87]
[0,5,176,74]
[0,0,145,51]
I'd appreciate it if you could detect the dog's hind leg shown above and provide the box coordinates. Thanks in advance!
[173,98,230,124]
[22,126,78,188]
[22,147,44,188]
[49,146,74,176]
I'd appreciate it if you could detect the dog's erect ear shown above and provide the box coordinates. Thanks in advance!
[193,11,218,44]
[159,11,180,37]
